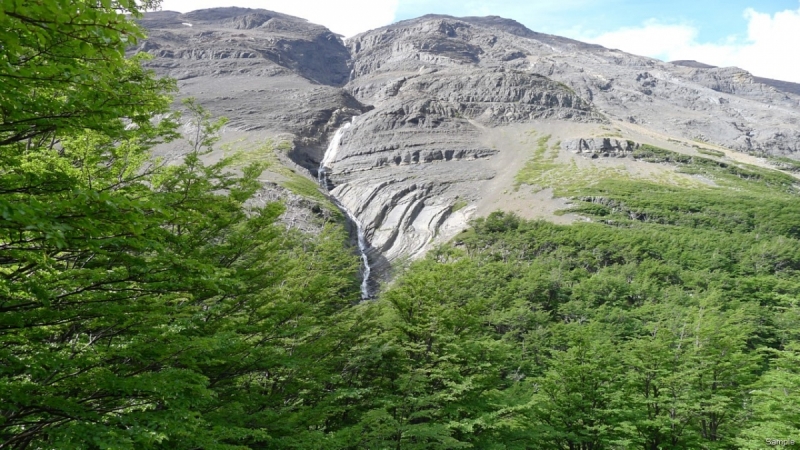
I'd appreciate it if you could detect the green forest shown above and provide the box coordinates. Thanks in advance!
[1,1,798,449]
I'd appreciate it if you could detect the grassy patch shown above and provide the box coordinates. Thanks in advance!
[596,126,623,138]
[632,144,797,192]
[226,140,342,217]
[563,146,800,235]
[769,156,800,173]
[451,199,468,213]
[514,139,702,196]
[226,139,284,169]
[276,140,292,153]
[512,138,799,230]
[695,147,725,157]
[282,172,327,202]
[514,134,558,190]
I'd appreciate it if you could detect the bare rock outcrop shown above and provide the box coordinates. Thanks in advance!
[136,8,369,253]
[563,138,639,158]
[135,8,360,138]
[533,53,800,156]
[343,14,800,159]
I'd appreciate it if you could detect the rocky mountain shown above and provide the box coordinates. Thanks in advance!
[136,8,364,141]
[136,8,800,292]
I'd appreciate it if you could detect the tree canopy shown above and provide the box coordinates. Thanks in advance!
[1,2,363,447]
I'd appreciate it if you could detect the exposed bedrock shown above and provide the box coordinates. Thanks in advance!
[332,68,598,168]
[138,8,350,86]
[531,63,800,156]
[562,138,639,158]
[349,68,602,124]
[135,7,365,152]
[345,13,800,157]
[317,65,601,271]
[319,112,496,273]
[328,151,494,275]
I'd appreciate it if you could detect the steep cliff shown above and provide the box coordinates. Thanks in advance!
[135,8,366,147]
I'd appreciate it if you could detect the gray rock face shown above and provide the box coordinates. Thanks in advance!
[563,138,639,158]
[533,53,800,156]
[326,14,800,275]
[327,116,497,271]
[135,8,371,260]
[137,9,800,288]
[325,18,609,271]
[343,14,800,158]
[348,16,800,154]
[672,60,800,97]
[135,8,362,143]
[139,8,349,85]
[323,63,600,268]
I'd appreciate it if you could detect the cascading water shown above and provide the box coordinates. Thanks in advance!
[338,204,372,300]
[318,123,351,185]
[318,123,373,299]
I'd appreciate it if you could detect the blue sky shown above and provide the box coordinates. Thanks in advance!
[394,0,797,43]
[159,0,800,82]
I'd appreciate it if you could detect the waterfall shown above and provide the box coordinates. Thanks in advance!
[339,203,372,300]
[318,123,373,299]
[318,123,351,185]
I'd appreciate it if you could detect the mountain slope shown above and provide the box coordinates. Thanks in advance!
[329,14,800,281]
[136,9,800,288]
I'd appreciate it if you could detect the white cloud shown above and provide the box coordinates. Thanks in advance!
[158,0,399,38]
[581,4,800,83]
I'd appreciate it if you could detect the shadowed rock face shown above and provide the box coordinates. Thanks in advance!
[139,8,350,86]
[135,7,359,143]
[136,9,800,285]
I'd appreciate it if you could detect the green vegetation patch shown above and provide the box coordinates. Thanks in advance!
[283,172,332,203]
[391,138,799,448]
[514,134,560,189]
[695,146,726,157]
[556,146,799,235]
[567,177,800,235]
[228,140,342,217]
[631,144,797,191]
[374,150,800,447]
[516,140,798,224]
[7,1,800,448]
[0,15,362,446]
[770,155,800,173]
[514,139,705,195]
[451,198,468,213]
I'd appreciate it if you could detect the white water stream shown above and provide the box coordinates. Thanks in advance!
[318,123,373,299]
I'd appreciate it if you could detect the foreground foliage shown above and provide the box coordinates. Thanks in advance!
[0,69,362,449]
[333,144,800,448]
[1,2,364,447]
